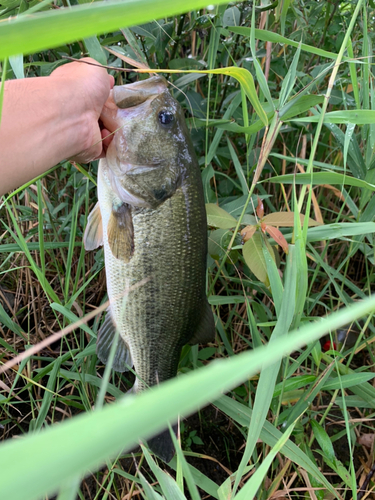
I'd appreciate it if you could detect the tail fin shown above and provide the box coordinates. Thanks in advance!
[147,424,178,463]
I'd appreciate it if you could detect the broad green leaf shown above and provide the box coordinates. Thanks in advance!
[241,225,257,242]
[83,36,107,65]
[222,6,240,27]
[242,232,268,284]
[262,212,320,227]
[263,244,283,315]
[207,228,232,259]
[0,0,233,59]
[206,204,237,229]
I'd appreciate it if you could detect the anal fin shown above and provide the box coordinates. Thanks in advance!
[96,309,132,372]
[188,299,216,345]
[108,203,134,262]
[84,202,103,251]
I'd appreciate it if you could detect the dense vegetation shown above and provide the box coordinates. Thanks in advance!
[1,0,375,499]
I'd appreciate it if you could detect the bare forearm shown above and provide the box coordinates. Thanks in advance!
[0,60,113,196]
[0,77,89,193]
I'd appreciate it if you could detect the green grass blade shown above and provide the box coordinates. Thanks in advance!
[293,109,375,124]
[227,139,249,194]
[232,245,297,494]
[56,476,81,500]
[233,422,295,500]
[268,172,375,190]
[142,445,188,500]
[229,28,338,60]
[0,0,233,59]
[168,457,220,499]
[1,296,374,499]
[282,222,375,244]
[83,36,107,65]
[35,358,62,430]
[215,395,336,496]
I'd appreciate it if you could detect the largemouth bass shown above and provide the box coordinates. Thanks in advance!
[84,76,215,462]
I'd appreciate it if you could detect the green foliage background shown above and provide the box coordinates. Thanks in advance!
[1,1,375,499]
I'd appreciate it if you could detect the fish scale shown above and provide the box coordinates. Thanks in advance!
[84,76,215,462]
[100,167,206,390]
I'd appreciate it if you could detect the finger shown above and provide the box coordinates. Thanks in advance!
[101,128,113,148]
[100,91,118,132]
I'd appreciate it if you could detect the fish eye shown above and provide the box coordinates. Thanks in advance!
[158,111,174,126]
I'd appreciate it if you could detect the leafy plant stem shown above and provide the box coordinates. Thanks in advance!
[209,113,281,295]
[208,183,256,296]
[297,0,363,217]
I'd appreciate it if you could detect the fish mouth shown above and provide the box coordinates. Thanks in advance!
[113,76,168,109]
[126,164,163,175]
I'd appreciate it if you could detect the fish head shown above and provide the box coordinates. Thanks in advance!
[102,77,195,209]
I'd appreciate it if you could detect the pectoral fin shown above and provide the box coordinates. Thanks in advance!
[83,202,103,250]
[96,309,133,372]
[108,203,134,262]
[188,299,216,345]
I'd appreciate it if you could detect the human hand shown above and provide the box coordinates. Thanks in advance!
[50,58,115,163]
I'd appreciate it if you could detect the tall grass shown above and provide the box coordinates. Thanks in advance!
[1,1,375,499]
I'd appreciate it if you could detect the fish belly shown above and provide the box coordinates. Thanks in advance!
[98,159,207,392]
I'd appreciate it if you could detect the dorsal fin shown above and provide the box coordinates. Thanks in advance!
[108,203,134,262]
[84,202,103,251]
